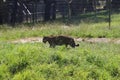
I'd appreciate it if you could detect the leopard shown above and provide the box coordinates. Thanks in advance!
[43,35,79,48]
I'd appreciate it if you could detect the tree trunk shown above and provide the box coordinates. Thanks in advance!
[11,0,18,25]
[86,0,94,11]
[44,0,56,21]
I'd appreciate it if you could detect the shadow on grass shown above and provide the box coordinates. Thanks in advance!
[17,10,109,27]
[60,10,109,25]
[7,10,119,27]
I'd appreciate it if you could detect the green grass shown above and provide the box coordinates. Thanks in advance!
[0,12,120,41]
[0,42,120,80]
[0,12,120,80]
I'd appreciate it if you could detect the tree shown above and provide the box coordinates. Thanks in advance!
[11,0,18,25]
[0,0,8,24]
[111,0,120,9]
[65,0,73,19]
[86,0,94,11]
[43,0,56,21]
[0,0,3,24]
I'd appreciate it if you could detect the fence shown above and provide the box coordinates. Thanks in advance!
[0,0,120,26]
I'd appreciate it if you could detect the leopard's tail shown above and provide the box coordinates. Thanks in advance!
[75,44,79,47]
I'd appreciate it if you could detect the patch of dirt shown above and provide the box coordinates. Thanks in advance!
[11,37,42,43]
[11,37,120,44]
[76,38,120,44]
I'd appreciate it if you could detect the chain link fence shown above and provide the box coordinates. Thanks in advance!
[0,0,120,26]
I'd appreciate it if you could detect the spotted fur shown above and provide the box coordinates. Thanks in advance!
[43,36,79,48]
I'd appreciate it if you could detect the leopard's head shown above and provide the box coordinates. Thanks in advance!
[43,37,48,43]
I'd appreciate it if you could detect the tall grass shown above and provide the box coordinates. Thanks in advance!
[0,12,120,80]
[0,42,120,80]
[0,13,120,41]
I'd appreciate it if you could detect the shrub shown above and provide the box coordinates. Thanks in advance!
[9,60,28,74]
[86,55,105,67]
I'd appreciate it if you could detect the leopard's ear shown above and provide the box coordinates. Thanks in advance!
[43,36,47,38]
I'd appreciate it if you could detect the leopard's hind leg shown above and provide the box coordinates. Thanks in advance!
[49,43,56,48]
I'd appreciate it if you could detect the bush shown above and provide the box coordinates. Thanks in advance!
[86,55,105,67]
[9,60,28,74]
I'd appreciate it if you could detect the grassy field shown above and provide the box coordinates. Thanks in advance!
[0,12,120,41]
[0,12,120,80]
[0,42,120,80]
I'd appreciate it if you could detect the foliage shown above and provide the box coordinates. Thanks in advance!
[0,13,120,41]
[0,12,120,80]
[0,42,120,80]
